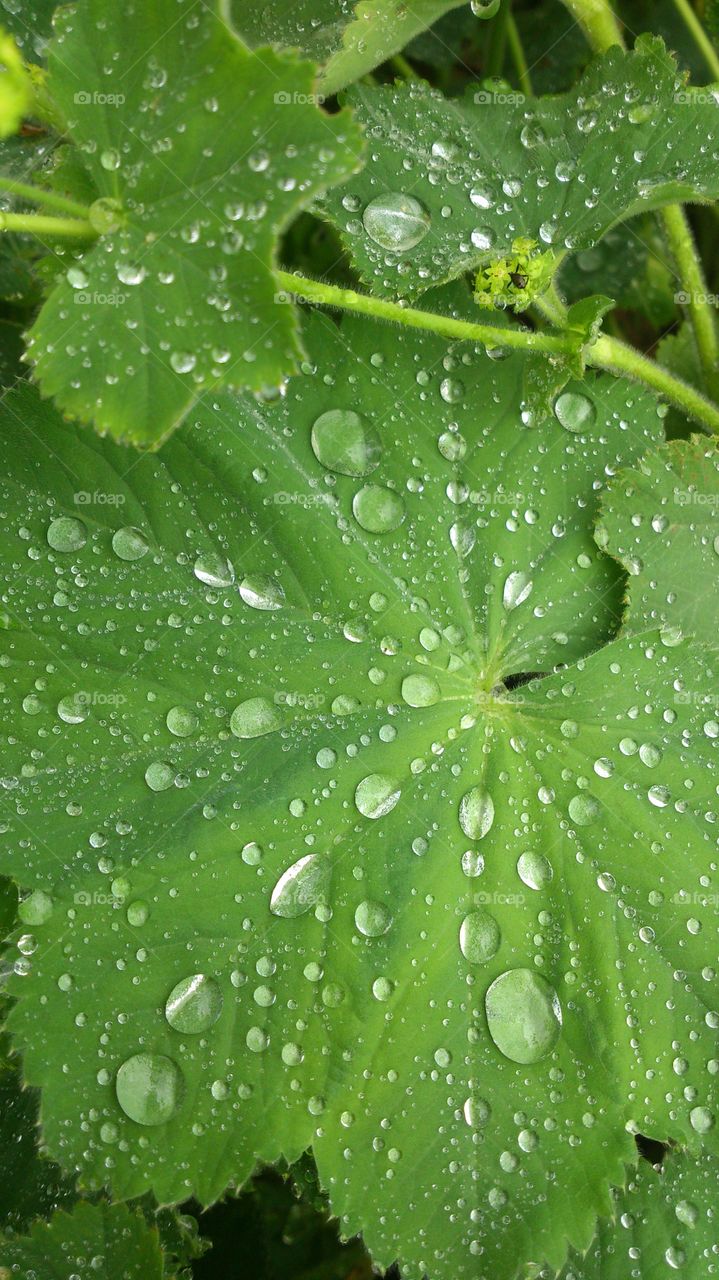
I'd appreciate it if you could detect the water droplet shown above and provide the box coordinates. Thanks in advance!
[238,574,283,611]
[568,793,600,826]
[230,697,282,739]
[18,890,53,926]
[401,673,440,707]
[270,853,330,918]
[352,485,405,533]
[115,1053,183,1126]
[554,391,596,433]
[111,527,149,561]
[126,900,149,927]
[485,969,562,1064]
[47,516,86,553]
[311,410,381,476]
[689,1105,714,1134]
[355,899,393,937]
[675,1200,698,1228]
[362,193,431,251]
[459,910,500,964]
[503,571,533,611]
[516,851,553,890]
[459,787,494,840]
[165,974,223,1034]
[145,761,174,791]
[355,773,401,819]
[166,706,198,737]
[193,552,234,587]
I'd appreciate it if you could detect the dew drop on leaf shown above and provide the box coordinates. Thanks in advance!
[459,909,501,964]
[230,697,282,739]
[165,975,223,1034]
[503,570,533,611]
[362,192,431,251]
[458,787,495,839]
[352,484,405,533]
[239,575,285,610]
[269,854,330,918]
[47,516,86,552]
[516,851,553,890]
[485,969,562,1064]
[355,773,402,819]
[310,409,382,476]
[401,673,440,707]
[193,552,235,587]
[355,899,393,936]
[111,526,149,561]
[553,391,597,433]
[115,1053,184,1126]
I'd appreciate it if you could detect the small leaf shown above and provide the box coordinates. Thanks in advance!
[597,437,719,644]
[322,37,719,298]
[24,0,364,446]
[231,0,467,97]
[0,1201,165,1278]
[0,29,31,139]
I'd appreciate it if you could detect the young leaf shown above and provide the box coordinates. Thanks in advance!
[596,438,719,644]
[0,1201,166,1278]
[23,0,363,446]
[555,1149,719,1278]
[1,311,717,1280]
[0,29,31,138]
[231,0,466,97]
[322,37,719,298]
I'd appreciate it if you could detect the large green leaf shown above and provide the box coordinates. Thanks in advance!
[321,37,719,298]
[596,438,719,644]
[23,0,363,446]
[555,1149,719,1278]
[0,1201,165,1277]
[230,0,466,98]
[2,307,718,1279]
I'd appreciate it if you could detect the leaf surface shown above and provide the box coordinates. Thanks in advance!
[2,312,718,1279]
[24,0,363,445]
[0,1201,165,1278]
[597,437,719,644]
[322,38,719,298]
[231,0,466,97]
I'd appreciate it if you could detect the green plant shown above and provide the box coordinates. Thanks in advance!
[0,0,717,1277]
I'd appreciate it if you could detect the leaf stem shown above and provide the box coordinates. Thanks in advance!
[0,174,91,220]
[506,14,533,96]
[0,210,97,239]
[274,269,576,355]
[276,269,719,432]
[670,0,719,80]
[560,0,719,395]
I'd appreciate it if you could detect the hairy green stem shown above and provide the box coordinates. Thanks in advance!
[0,174,91,220]
[671,0,719,79]
[275,270,576,355]
[561,0,719,394]
[506,14,533,96]
[0,210,97,239]
[275,270,719,433]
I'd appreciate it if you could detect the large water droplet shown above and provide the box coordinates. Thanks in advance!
[352,485,405,533]
[112,527,149,561]
[165,974,223,1034]
[503,571,533,611]
[239,575,285,611]
[355,899,393,937]
[311,410,382,477]
[230,697,282,739]
[516,851,553,890]
[554,391,596,433]
[401,673,440,707]
[485,969,562,1064]
[355,773,401,819]
[458,787,494,839]
[115,1053,183,1125]
[459,910,500,964]
[270,853,330,918]
[193,552,234,587]
[568,793,600,826]
[362,193,431,251]
[47,516,86,553]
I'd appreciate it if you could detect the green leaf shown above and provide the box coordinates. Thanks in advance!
[2,307,718,1279]
[230,0,466,97]
[559,218,678,329]
[322,37,719,298]
[0,1201,165,1277]
[596,437,719,644]
[24,0,363,447]
[555,1148,719,1278]
[0,29,31,139]
[0,1034,76,1234]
